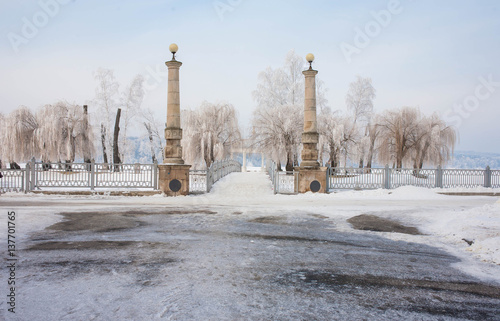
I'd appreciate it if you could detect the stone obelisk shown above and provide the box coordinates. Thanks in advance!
[295,53,327,193]
[158,43,191,196]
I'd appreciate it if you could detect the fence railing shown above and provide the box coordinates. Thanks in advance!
[0,158,241,194]
[0,168,25,193]
[206,160,242,192]
[189,170,208,193]
[266,160,298,194]
[2,160,498,194]
[27,159,158,190]
[328,165,499,190]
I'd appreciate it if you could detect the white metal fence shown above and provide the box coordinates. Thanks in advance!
[328,165,499,190]
[266,160,298,194]
[2,160,498,194]
[264,162,500,194]
[0,158,241,194]
[207,160,242,192]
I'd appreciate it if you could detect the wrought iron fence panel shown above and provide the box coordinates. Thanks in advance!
[189,170,207,193]
[490,170,500,188]
[0,169,25,193]
[35,162,91,188]
[442,169,485,188]
[95,163,154,188]
[276,171,297,194]
[391,168,437,188]
[329,167,385,189]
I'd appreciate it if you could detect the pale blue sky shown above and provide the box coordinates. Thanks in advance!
[1,0,500,153]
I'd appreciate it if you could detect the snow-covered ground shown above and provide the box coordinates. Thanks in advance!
[1,171,499,320]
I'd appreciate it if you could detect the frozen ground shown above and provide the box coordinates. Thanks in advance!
[1,171,500,320]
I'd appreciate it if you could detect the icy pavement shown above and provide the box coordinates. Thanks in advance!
[1,172,500,320]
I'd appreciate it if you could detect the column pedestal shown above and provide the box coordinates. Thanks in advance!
[159,164,191,196]
[295,166,328,193]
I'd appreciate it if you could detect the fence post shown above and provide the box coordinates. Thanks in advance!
[485,166,492,188]
[436,165,443,188]
[325,167,330,191]
[384,164,391,189]
[30,157,36,191]
[24,163,29,194]
[153,160,158,190]
[90,159,95,190]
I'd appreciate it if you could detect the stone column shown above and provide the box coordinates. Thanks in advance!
[295,53,327,193]
[300,68,320,168]
[164,59,184,164]
[158,44,191,196]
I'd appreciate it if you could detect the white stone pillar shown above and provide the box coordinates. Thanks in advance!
[300,65,320,168]
[159,44,191,196]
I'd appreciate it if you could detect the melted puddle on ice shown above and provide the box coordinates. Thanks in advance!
[46,208,218,232]
[347,214,421,235]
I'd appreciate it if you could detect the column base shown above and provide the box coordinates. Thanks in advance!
[294,166,328,193]
[158,164,191,196]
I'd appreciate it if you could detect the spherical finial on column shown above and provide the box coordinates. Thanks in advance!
[169,43,178,60]
[306,53,315,70]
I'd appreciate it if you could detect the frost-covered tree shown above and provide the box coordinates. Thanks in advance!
[411,113,457,169]
[93,68,144,165]
[3,106,38,167]
[346,76,376,123]
[377,108,457,169]
[251,104,303,171]
[141,108,164,164]
[365,116,382,169]
[251,50,328,170]
[35,102,94,167]
[119,75,145,162]
[182,102,241,169]
[378,107,422,169]
[0,113,6,168]
[345,76,376,167]
[94,68,118,165]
